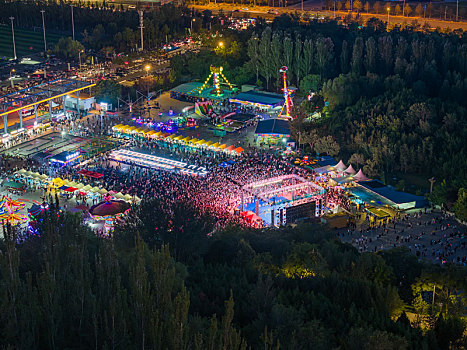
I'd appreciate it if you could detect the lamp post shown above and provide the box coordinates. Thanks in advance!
[387,6,390,24]
[10,69,15,88]
[71,5,75,40]
[9,17,16,60]
[145,64,150,76]
[41,10,47,52]
[78,49,83,69]
[191,18,195,33]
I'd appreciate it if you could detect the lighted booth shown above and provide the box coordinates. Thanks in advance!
[254,119,291,146]
[49,150,82,167]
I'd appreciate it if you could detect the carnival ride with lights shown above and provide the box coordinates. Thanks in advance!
[27,203,50,235]
[88,193,131,233]
[0,196,27,225]
[293,156,318,167]
[190,66,234,97]
[278,66,293,120]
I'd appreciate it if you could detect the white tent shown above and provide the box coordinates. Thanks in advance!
[345,164,356,175]
[335,160,346,171]
[354,169,370,182]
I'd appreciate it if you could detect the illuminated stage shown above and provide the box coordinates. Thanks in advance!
[239,175,326,226]
[109,149,208,176]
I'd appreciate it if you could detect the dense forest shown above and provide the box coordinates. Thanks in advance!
[1,200,466,349]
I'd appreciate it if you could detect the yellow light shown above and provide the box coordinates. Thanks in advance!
[145,65,150,71]
[218,41,224,47]
[387,7,390,11]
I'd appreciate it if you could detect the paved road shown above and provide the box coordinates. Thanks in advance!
[192,3,467,30]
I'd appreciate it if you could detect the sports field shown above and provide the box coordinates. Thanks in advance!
[0,24,64,59]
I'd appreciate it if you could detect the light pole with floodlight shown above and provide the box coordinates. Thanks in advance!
[9,17,16,60]
[387,6,390,24]
[41,10,47,52]
[71,5,75,40]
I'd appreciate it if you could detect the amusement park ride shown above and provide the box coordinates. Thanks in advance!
[278,66,293,120]
[190,66,235,97]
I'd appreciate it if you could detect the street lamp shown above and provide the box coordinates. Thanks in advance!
[9,17,16,60]
[10,69,15,88]
[190,18,195,33]
[145,64,150,76]
[218,41,224,47]
[78,50,84,69]
[387,7,390,24]
[41,10,47,52]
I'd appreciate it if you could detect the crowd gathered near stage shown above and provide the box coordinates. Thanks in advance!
[2,123,466,265]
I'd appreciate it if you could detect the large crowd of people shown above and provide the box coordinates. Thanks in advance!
[1,114,465,265]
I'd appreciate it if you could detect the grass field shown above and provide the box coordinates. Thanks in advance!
[0,24,64,59]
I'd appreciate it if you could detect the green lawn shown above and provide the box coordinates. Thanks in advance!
[0,24,64,59]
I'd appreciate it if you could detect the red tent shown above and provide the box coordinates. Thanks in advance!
[234,147,244,154]
[77,170,104,179]
[65,187,78,192]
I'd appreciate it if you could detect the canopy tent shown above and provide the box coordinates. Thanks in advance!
[174,135,184,141]
[90,186,101,193]
[52,178,65,186]
[65,187,78,192]
[345,164,356,175]
[123,194,133,201]
[59,185,69,190]
[114,192,125,199]
[226,145,235,152]
[205,141,213,147]
[335,160,346,171]
[82,185,92,191]
[218,144,227,150]
[196,139,206,145]
[188,138,199,144]
[354,169,370,182]
[3,181,25,189]
[17,169,27,174]
[181,136,191,142]
[75,183,84,189]
[77,170,104,179]
[210,142,220,149]
[98,188,108,195]
[234,147,244,154]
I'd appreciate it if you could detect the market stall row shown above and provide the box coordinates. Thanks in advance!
[111,124,244,155]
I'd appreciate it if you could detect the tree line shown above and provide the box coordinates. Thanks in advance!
[1,198,466,349]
